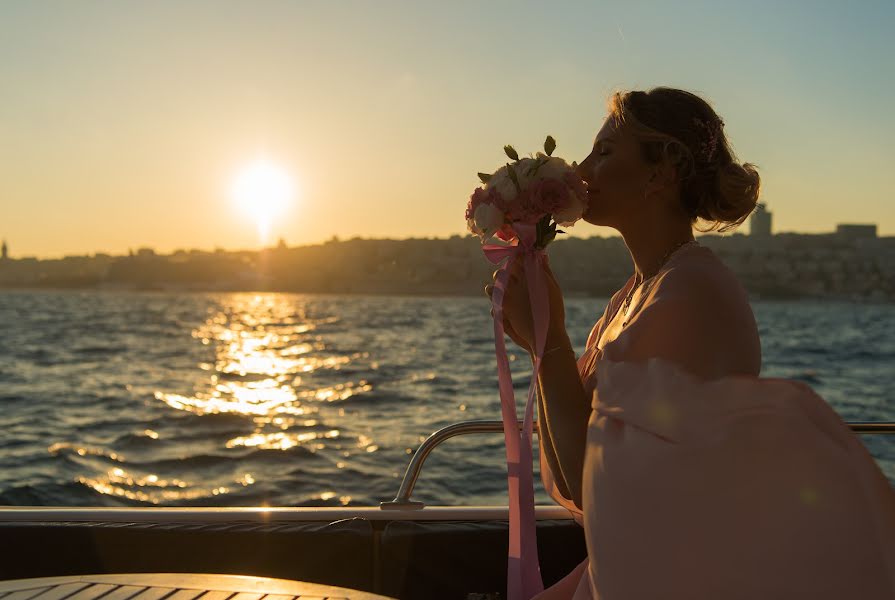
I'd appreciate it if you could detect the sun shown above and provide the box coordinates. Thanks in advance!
[230,160,295,245]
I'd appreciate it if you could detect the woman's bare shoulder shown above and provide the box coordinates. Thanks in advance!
[610,247,761,378]
[653,246,750,308]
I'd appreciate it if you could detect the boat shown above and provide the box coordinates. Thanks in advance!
[0,419,892,600]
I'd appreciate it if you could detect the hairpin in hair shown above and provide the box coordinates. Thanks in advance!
[692,116,725,163]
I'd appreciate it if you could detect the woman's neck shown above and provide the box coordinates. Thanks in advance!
[621,219,695,282]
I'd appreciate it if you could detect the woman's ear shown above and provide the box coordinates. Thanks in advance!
[656,159,680,186]
[643,161,678,199]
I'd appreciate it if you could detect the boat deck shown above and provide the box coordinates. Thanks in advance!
[0,573,394,600]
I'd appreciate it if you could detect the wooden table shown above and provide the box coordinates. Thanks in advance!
[0,573,396,600]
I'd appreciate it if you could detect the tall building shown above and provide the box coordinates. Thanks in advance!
[750,203,772,236]
[1,239,7,260]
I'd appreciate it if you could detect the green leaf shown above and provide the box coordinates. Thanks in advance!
[503,145,519,161]
[544,135,556,156]
[478,172,492,184]
[505,163,522,194]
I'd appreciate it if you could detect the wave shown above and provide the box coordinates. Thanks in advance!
[0,481,135,507]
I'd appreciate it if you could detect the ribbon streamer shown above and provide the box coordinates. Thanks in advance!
[483,222,550,599]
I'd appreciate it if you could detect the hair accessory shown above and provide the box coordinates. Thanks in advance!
[692,116,725,163]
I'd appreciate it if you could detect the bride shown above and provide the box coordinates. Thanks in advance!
[486,87,895,599]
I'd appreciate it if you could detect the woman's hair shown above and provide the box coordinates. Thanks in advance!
[607,87,761,233]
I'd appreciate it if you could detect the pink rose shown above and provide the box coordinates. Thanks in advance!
[506,188,542,224]
[563,171,588,198]
[530,177,570,217]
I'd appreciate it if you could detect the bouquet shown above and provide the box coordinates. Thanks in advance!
[466,135,588,248]
[466,137,587,600]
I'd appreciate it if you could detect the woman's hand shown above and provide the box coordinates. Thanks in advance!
[484,256,567,353]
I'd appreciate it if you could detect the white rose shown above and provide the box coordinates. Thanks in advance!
[473,202,504,240]
[534,154,573,182]
[467,216,481,236]
[514,158,538,190]
[554,192,586,227]
[486,165,518,203]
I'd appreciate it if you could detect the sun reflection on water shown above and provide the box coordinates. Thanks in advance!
[153,385,310,417]
[49,442,122,461]
[155,295,373,422]
[75,464,241,504]
[102,293,378,504]
[65,294,380,504]
[226,429,341,451]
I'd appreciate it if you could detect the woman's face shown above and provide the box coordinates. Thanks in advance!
[576,117,656,228]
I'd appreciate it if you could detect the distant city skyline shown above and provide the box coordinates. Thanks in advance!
[2,230,893,303]
[2,1,894,258]
[0,215,886,261]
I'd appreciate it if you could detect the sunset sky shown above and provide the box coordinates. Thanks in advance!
[1,1,893,258]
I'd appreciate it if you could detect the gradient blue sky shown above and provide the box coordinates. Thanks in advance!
[1,1,893,258]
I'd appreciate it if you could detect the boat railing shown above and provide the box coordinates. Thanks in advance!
[380,419,895,510]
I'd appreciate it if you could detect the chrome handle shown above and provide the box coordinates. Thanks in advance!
[380,420,525,510]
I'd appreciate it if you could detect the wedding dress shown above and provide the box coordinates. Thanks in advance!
[534,244,895,599]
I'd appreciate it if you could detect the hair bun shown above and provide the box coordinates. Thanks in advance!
[695,161,760,232]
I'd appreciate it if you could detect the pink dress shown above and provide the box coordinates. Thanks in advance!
[535,244,895,599]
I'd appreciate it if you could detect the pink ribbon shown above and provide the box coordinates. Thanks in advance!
[483,222,547,599]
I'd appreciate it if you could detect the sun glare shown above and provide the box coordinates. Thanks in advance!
[230,160,295,245]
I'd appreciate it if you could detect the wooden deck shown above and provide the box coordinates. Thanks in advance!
[0,574,396,600]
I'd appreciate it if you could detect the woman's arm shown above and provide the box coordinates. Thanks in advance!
[485,258,601,509]
[531,329,589,509]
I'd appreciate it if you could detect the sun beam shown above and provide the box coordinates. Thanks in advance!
[230,160,295,245]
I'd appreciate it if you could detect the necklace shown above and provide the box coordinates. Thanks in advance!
[620,238,698,325]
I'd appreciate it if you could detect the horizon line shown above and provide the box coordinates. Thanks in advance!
[1,226,889,261]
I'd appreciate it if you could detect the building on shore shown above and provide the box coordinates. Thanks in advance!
[750,203,772,237]
[836,223,877,239]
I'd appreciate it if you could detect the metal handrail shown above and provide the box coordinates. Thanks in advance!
[380,420,530,510]
[380,419,895,510]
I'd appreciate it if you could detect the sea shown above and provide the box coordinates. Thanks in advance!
[0,290,892,507]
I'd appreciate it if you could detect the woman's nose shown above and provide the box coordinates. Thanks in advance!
[575,155,590,180]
